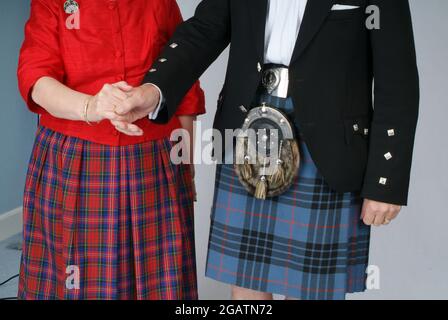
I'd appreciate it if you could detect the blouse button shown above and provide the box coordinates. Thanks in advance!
[108,1,117,10]
[115,51,122,58]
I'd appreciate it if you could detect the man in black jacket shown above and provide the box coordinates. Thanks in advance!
[113,0,419,300]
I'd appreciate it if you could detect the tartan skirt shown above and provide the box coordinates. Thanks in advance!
[205,93,371,300]
[19,126,197,300]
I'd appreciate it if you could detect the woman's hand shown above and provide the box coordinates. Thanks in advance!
[88,82,133,123]
[30,77,135,123]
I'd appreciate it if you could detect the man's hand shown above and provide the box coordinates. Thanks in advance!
[111,84,161,136]
[361,199,401,226]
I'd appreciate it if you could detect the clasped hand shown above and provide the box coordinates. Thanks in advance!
[87,81,160,136]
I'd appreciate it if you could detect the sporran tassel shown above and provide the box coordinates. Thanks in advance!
[254,176,267,200]
[236,138,253,180]
[268,161,285,186]
[241,159,252,181]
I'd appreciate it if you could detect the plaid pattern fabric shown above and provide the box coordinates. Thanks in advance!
[19,126,197,300]
[205,94,371,300]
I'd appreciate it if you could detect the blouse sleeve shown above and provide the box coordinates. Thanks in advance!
[17,0,65,114]
[162,0,206,117]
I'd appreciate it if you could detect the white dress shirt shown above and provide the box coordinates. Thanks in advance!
[264,0,308,66]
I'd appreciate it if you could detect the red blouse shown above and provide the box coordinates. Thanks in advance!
[18,0,205,146]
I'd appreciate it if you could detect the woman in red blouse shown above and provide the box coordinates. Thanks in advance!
[17,0,205,300]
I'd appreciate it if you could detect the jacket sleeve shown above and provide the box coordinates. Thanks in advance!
[144,0,231,123]
[163,0,205,117]
[17,0,65,115]
[360,0,419,205]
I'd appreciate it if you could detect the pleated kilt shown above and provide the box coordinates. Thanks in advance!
[19,126,197,300]
[206,93,371,300]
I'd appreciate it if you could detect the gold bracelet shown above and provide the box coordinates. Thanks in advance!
[83,96,94,126]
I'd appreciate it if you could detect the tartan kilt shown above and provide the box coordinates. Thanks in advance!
[19,126,197,300]
[205,94,371,300]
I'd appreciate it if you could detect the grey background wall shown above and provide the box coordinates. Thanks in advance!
[0,1,35,215]
[176,0,448,300]
[0,0,446,299]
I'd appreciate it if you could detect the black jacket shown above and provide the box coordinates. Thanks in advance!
[144,0,419,205]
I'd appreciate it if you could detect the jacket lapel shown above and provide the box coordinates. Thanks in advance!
[290,0,334,64]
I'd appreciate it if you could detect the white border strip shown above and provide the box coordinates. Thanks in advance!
[0,207,22,242]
